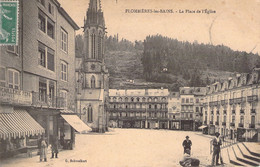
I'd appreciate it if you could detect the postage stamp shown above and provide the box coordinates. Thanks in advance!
[0,0,18,45]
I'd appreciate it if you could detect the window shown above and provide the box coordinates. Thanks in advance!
[47,48,54,71]
[223,115,226,122]
[48,3,54,15]
[0,67,6,87]
[38,42,46,67]
[39,81,47,102]
[190,98,193,103]
[38,10,46,32]
[60,90,67,108]
[137,97,140,102]
[8,69,20,89]
[240,116,244,124]
[38,42,55,71]
[232,115,235,123]
[87,105,93,122]
[186,98,189,103]
[91,75,95,88]
[251,116,255,125]
[182,98,185,103]
[125,97,128,102]
[61,61,68,81]
[61,28,68,53]
[47,19,54,38]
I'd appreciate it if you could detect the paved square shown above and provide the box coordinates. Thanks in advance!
[1,129,214,167]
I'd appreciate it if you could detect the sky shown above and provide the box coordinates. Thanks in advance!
[59,0,260,54]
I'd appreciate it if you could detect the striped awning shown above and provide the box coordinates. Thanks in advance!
[0,109,45,139]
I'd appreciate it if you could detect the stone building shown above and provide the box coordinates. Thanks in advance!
[168,92,181,130]
[0,0,80,156]
[108,89,169,129]
[202,68,260,142]
[179,87,206,131]
[76,0,109,132]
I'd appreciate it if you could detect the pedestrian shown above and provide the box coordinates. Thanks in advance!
[39,136,47,162]
[182,136,192,155]
[51,136,59,158]
[211,132,222,166]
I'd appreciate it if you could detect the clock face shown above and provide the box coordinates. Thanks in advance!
[91,64,95,70]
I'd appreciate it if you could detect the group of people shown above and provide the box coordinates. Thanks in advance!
[38,135,59,162]
[179,132,224,167]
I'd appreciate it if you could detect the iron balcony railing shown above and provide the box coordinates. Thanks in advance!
[238,123,244,128]
[32,92,66,109]
[229,99,234,105]
[247,95,258,102]
[249,124,255,128]
[221,100,228,106]
[251,109,256,114]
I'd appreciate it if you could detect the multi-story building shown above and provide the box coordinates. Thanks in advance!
[108,89,169,129]
[179,87,206,131]
[202,68,260,142]
[0,0,80,156]
[168,92,181,130]
[76,0,109,132]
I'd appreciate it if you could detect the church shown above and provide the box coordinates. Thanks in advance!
[76,0,109,132]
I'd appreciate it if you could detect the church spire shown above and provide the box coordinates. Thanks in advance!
[85,0,105,27]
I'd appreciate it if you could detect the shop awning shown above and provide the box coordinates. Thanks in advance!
[0,109,45,139]
[61,114,92,133]
[198,125,208,129]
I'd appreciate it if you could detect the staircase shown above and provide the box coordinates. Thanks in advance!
[223,142,260,166]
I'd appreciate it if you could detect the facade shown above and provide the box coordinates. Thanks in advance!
[179,87,206,131]
[108,89,169,129]
[202,68,260,142]
[168,92,181,130]
[76,0,109,132]
[0,0,79,157]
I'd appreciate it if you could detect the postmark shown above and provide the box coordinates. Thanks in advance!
[0,0,18,45]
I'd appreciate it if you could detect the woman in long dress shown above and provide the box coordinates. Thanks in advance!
[40,137,47,162]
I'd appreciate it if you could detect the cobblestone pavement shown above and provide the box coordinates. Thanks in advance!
[1,129,219,167]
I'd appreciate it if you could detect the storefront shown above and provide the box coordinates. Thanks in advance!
[60,110,91,150]
[0,108,45,158]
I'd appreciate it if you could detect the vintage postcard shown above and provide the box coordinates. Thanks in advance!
[0,0,259,167]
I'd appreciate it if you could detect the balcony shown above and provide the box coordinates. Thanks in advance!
[230,122,235,127]
[0,86,32,106]
[222,122,226,126]
[238,123,244,128]
[229,99,234,105]
[32,92,66,109]
[249,124,255,128]
[247,95,258,102]
[210,121,213,125]
[251,109,256,114]
[232,110,236,115]
[215,121,219,125]
[221,100,228,106]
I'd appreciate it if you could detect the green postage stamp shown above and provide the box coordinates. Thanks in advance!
[0,0,18,45]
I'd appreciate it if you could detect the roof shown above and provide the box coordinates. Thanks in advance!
[109,89,169,97]
[52,0,80,30]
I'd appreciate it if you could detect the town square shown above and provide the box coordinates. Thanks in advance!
[0,0,259,166]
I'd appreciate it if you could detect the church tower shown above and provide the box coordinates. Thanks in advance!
[77,0,109,132]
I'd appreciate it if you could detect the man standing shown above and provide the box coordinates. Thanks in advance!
[51,136,59,158]
[182,136,192,155]
[211,132,222,166]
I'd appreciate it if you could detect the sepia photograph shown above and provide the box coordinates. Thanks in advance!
[0,0,260,166]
